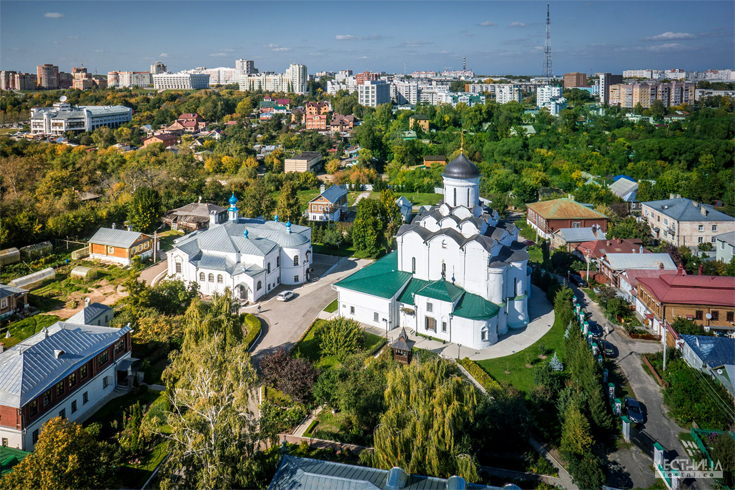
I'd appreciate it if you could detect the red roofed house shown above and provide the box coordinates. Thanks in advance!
[330,114,355,132]
[526,198,608,240]
[305,114,327,131]
[143,133,178,149]
[305,101,331,115]
[177,113,207,132]
[635,265,735,337]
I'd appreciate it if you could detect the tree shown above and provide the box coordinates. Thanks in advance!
[161,335,264,490]
[127,186,163,233]
[1,417,117,490]
[235,98,253,117]
[367,359,479,481]
[711,433,735,487]
[650,99,666,120]
[240,178,274,218]
[314,317,365,361]
[275,180,301,223]
[260,348,318,404]
[560,401,594,457]
[326,158,341,174]
[568,453,606,490]
[352,198,384,257]
[182,290,243,350]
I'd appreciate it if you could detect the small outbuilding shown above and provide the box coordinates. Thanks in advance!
[390,328,415,365]
[19,241,52,260]
[9,267,55,290]
[70,266,97,281]
[0,248,20,266]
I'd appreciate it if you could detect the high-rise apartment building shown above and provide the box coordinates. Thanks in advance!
[609,81,696,108]
[150,61,167,74]
[563,72,587,88]
[239,63,307,94]
[537,85,563,105]
[37,64,59,89]
[391,81,420,105]
[658,81,696,107]
[108,71,152,88]
[285,64,308,94]
[1,71,38,91]
[358,80,390,107]
[599,73,623,105]
[495,84,523,104]
[356,71,378,86]
[235,59,257,75]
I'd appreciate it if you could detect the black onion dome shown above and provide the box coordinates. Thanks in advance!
[442,153,480,179]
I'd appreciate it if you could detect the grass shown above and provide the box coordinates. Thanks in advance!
[157,230,185,252]
[292,320,387,369]
[527,245,544,264]
[580,287,599,303]
[312,244,355,257]
[84,389,163,440]
[475,314,567,395]
[2,314,60,348]
[323,299,338,313]
[513,217,535,241]
[403,192,443,207]
[0,127,17,135]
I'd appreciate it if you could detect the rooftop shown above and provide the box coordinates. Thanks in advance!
[714,231,735,247]
[681,335,735,368]
[554,227,606,243]
[89,228,150,248]
[604,253,676,271]
[527,198,608,220]
[642,198,735,223]
[442,153,479,179]
[313,185,348,204]
[638,269,735,307]
[576,238,644,259]
[290,152,322,161]
[334,252,412,299]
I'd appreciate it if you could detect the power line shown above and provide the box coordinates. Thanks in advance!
[689,366,735,420]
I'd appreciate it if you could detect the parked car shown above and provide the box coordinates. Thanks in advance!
[624,397,645,424]
[569,274,587,288]
[522,240,536,247]
[277,291,295,301]
[597,339,617,358]
[588,321,603,338]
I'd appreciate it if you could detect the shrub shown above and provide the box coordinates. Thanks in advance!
[242,314,262,350]
[458,358,502,392]
[314,317,364,361]
[66,298,78,309]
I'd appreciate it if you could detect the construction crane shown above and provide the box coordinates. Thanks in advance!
[74,58,84,68]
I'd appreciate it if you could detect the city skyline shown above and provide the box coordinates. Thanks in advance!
[1,1,733,76]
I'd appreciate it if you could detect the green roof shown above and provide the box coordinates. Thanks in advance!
[0,447,29,476]
[453,292,500,320]
[397,278,432,305]
[415,279,465,303]
[334,251,412,299]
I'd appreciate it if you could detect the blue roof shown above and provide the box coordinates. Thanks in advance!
[316,185,348,204]
[682,335,735,368]
[613,175,636,183]
[642,198,735,223]
[229,193,238,205]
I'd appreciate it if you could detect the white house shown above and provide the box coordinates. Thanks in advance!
[334,153,531,350]
[166,194,312,302]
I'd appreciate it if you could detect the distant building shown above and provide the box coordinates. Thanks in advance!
[235,59,257,75]
[108,71,151,88]
[681,335,735,396]
[550,226,606,251]
[88,228,154,266]
[599,73,623,105]
[409,114,430,132]
[599,252,676,292]
[714,231,735,264]
[165,113,208,133]
[30,98,132,135]
[36,64,59,89]
[142,133,178,149]
[356,71,378,86]
[537,86,563,105]
[526,198,608,240]
[358,80,390,107]
[305,114,327,131]
[305,101,330,115]
[641,197,735,247]
[308,185,348,222]
[239,63,307,94]
[329,114,355,132]
[564,72,587,88]
[0,284,28,319]
[152,72,210,90]
[284,151,322,173]
[495,84,523,104]
[540,97,567,116]
[392,81,420,105]
[163,201,227,232]
[150,61,167,74]
[0,71,36,91]
[423,155,446,167]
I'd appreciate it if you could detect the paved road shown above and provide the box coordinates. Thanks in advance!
[140,259,168,286]
[248,256,370,364]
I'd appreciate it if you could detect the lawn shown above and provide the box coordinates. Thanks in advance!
[292,319,386,369]
[312,244,355,257]
[403,192,443,207]
[0,127,17,135]
[324,299,338,313]
[527,245,544,264]
[2,314,60,348]
[157,230,185,252]
[475,315,567,395]
[514,217,535,241]
[305,409,352,441]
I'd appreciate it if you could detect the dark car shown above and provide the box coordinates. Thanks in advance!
[597,340,617,358]
[569,274,588,288]
[624,397,645,424]
[588,321,603,338]
[522,239,536,247]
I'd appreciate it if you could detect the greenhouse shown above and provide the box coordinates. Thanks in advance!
[19,241,52,260]
[70,266,96,281]
[0,248,20,266]
[9,268,55,290]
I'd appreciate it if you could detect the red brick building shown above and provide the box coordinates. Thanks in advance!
[305,114,327,131]
[526,198,608,240]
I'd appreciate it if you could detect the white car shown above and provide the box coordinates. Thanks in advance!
[277,291,295,302]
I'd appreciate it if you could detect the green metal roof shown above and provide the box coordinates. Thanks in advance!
[397,278,432,306]
[334,252,412,299]
[415,279,464,303]
[453,292,500,320]
[0,447,29,476]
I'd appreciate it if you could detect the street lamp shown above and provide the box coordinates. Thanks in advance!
[153,224,165,264]
[382,318,390,340]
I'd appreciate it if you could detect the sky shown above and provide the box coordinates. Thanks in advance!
[1,1,733,76]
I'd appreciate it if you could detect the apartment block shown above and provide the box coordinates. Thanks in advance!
[599,73,623,105]
[537,85,563,105]
[563,72,587,88]
[358,80,390,107]
[150,61,167,74]
[239,63,307,94]
[235,59,257,75]
[356,71,378,86]
[36,64,59,89]
[153,73,210,90]
[495,84,523,104]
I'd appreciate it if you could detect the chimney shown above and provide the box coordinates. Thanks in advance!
[659,262,664,269]
[698,264,703,275]
[127,225,133,231]
[112,222,116,229]
[198,195,202,203]
[677,263,684,276]
[700,206,708,217]
[85,297,90,308]
[669,193,675,199]
[676,194,681,199]
[607,241,611,246]
[640,246,644,254]
[54,349,65,359]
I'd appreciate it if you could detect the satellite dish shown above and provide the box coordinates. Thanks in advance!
[706,313,712,320]
[717,369,724,375]
[60,95,67,102]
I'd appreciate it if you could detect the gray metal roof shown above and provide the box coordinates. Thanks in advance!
[169,202,226,218]
[269,456,494,490]
[604,253,676,271]
[682,335,735,368]
[442,153,480,179]
[554,227,606,243]
[642,198,735,223]
[315,185,348,204]
[66,303,112,325]
[0,285,27,300]
[714,231,735,247]
[0,322,131,408]
[608,179,638,201]
[89,228,149,248]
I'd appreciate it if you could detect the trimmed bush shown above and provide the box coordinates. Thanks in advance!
[458,358,502,392]
[242,314,262,350]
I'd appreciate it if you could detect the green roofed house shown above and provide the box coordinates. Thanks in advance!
[334,153,531,350]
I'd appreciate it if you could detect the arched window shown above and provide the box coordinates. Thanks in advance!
[411,257,416,274]
[305,251,311,263]
[208,273,214,282]
[293,255,299,266]
[257,281,262,290]
[467,188,470,206]
[217,274,223,284]
[267,263,271,273]
[453,188,457,205]
[277,257,280,267]
[199,272,205,281]
[175,261,182,274]
[481,327,488,341]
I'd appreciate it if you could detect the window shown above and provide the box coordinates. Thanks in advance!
[572,222,581,228]
[306,251,311,263]
[32,430,39,444]
[727,312,734,322]
[43,391,51,406]
[208,273,214,282]
[257,281,262,291]
[30,400,38,417]
[0,299,6,309]
[217,274,223,284]
[722,242,726,250]
[442,321,447,332]
[69,372,77,388]
[374,312,379,322]
[267,263,271,273]
[427,302,433,313]
[103,376,110,389]
[83,392,89,405]
[712,237,717,243]
[294,275,299,282]
[698,225,704,231]
[80,365,88,379]
[664,218,668,226]
[56,381,64,397]
[442,261,446,277]
[98,350,109,366]
[293,255,299,266]
[711,311,719,321]
[698,237,704,244]
[71,401,77,414]
[59,409,66,419]
[425,317,436,332]
[200,272,205,281]
[481,328,488,341]
[1,438,7,447]
[350,306,355,314]
[277,257,280,267]
[107,246,115,254]
[114,339,125,354]
[695,310,703,320]
[657,215,660,222]
[453,188,457,204]
[412,257,416,274]
[712,225,717,232]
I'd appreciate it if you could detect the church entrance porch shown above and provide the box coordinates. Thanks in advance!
[234,284,250,303]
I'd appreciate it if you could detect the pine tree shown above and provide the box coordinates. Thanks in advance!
[549,352,564,372]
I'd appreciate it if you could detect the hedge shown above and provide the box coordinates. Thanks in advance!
[458,358,503,393]
[243,314,262,350]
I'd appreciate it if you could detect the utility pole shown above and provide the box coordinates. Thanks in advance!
[662,324,667,371]
[542,4,553,81]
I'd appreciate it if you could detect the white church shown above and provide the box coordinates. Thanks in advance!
[334,153,531,350]
[166,194,313,302]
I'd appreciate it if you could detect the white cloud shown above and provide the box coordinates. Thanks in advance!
[643,31,695,41]
[45,12,63,18]
[479,21,497,27]
[645,43,686,52]
[402,40,432,47]
[67,35,79,40]
[93,49,104,53]
[210,52,227,57]
[159,53,170,58]
[510,22,526,27]
[273,47,291,52]
[336,34,385,41]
